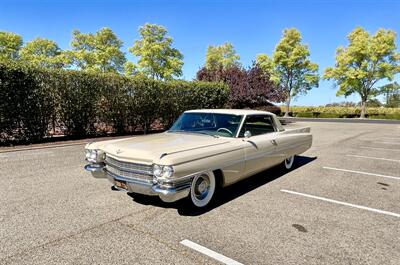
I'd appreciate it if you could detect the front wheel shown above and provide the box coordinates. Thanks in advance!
[283,155,295,170]
[189,172,216,208]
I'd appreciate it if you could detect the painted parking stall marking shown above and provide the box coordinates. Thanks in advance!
[381,137,400,140]
[360,146,400,152]
[281,189,400,218]
[323,166,400,180]
[180,239,244,265]
[346,154,400,163]
[373,141,400,145]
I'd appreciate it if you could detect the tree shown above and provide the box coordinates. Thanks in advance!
[325,101,357,107]
[387,93,400,108]
[123,61,137,76]
[257,28,319,117]
[324,27,400,118]
[364,98,382,107]
[0,31,23,61]
[378,82,399,105]
[196,64,285,109]
[128,23,183,80]
[205,42,240,70]
[70,27,126,73]
[19,37,69,68]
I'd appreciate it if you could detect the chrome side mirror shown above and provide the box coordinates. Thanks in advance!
[244,131,252,138]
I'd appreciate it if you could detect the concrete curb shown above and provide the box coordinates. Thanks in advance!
[0,142,87,153]
[0,135,134,153]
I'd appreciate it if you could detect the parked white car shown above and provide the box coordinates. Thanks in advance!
[85,109,312,207]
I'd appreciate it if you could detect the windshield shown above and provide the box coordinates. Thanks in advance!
[168,112,243,138]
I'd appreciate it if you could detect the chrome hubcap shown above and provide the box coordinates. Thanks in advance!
[194,176,210,200]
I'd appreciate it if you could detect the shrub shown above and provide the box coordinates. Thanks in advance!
[0,63,229,144]
[281,106,400,120]
[0,63,57,143]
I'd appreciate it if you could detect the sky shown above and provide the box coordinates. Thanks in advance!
[0,0,399,106]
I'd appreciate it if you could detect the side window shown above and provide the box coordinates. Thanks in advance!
[239,115,276,137]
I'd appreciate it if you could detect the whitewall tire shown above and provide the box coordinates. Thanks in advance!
[189,172,216,208]
[284,156,295,170]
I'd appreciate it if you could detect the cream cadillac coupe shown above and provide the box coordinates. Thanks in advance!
[84,109,312,207]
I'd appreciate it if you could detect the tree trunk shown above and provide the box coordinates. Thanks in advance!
[360,101,366,119]
[284,95,291,117]
[386,90,390,105]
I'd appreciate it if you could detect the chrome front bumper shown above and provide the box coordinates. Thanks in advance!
[84,163,191,203]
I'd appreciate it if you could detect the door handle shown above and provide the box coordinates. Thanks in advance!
[271,139,277,146]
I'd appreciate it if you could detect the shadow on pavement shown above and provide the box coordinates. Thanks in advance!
[127,155,317,216]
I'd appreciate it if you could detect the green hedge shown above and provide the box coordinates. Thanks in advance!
[281,106,400,120]
[0,63,229,144]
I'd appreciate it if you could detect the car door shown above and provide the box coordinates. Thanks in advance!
[239,115,283,176]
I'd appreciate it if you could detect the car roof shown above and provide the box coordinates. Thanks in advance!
[185,109,275,116]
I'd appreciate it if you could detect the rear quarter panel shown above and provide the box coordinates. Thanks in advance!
[275,127,312,159]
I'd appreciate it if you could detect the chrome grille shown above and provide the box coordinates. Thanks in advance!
[105,156,153,182]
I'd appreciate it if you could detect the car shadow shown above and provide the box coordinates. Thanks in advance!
[127,155,317,216]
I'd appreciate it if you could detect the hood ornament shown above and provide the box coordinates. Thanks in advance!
[116,149,123,154]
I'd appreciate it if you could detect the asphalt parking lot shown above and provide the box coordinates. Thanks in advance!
[1,121,399,265]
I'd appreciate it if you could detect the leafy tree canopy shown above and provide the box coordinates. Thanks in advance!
[0,31,23,61]
[257,28,319,117]
[324,27,400,117]
[70,27,126,73]
[387,93,400,108]
[197,64,285,109]
[129,23,183,80]
[19,37,69,68]
[205,42,240,70]
[378,81,400,105]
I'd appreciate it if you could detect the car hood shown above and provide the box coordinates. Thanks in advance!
[90,132,232,164]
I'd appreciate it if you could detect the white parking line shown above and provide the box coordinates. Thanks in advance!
[281,189,400,218]
[360,146,400,152]
[346,154,400,163]
[373,141,400,145]
[323,166,400,180]
[180,239,244,265]
[381,137,400,140]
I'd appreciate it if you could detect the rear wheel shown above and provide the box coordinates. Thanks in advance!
[284,155,295,170]
[189,172,216,208]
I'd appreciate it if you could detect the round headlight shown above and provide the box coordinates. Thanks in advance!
[89,150,97,160]
[161,166,173,178]
[153,164,162,177]
[85,149,91,159]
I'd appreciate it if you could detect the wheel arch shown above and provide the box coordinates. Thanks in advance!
[212,169,225,188]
